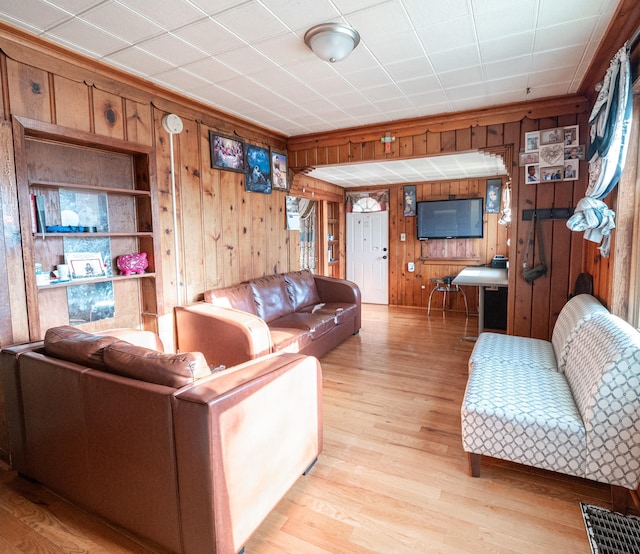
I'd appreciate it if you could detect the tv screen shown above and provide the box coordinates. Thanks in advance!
[416,197,484,240]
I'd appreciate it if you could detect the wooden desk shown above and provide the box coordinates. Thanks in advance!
[453,267,508,336]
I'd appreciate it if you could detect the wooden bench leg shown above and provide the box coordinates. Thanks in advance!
[611,485,629,514]
[468,453,481,477]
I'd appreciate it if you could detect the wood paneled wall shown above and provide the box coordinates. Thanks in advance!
[0,27,297,353]
[288,107,589,340]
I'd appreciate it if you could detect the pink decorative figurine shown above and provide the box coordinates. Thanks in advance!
[117,252,148,275]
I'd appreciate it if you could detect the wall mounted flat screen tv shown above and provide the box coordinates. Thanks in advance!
[416,197,484,240]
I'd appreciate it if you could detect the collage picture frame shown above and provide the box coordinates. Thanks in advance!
[523,125,583,184]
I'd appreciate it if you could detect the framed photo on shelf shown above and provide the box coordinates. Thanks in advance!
[65,252,106,280]
[245,144,272,194]
[209,131,245,172]
[271,150,289,191]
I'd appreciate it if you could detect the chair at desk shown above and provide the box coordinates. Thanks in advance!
[427,276,469,318]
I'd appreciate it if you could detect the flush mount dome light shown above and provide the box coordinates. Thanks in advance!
[304,22,360,63]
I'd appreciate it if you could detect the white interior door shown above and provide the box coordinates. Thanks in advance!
[347,211,389,304]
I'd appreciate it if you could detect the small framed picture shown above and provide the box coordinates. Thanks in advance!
[403,185,416,216]
[245,144,272,194]
[564,161,579,180]
[209,131,245,173]
[486,179,501,214]
[271,150,289,191]
[540,127,563,145]
[65,252,106,280]
[525,131,540,152]
[526,164,540,184]
[540,165,564,181]
[564,145,585,160]
[564,125,579,146]
[520,151,539,166]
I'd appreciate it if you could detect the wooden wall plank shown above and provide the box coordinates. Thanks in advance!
[52,76,90,131]
[125,98,152,147]
[200,125,222,293]
[6,58,51,122]
[92,88,124,139]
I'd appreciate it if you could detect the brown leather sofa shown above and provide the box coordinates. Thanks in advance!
[0,326,323,554]
[175,270,361,369]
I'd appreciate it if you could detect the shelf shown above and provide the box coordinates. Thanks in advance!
[30,180,151,197]
[34,232,154,238]
[37,272,155,289]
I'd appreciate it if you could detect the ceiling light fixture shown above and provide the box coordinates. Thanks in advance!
[304,22,360,63]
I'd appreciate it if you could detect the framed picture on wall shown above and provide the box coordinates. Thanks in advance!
[209,131,245,172]
[403,185,416,216]
[271,150,289,191]
[486,179,501,214]
[525,131,540,152]
[244,144,272,194]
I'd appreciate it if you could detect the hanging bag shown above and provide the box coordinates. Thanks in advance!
[523,214,547,283]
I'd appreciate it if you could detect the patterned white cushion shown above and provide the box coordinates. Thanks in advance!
[462,362,586,477]
[469,332,557,372]
[551,294,608,373]
[564,313,640,488]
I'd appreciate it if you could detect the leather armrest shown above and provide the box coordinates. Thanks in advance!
[172,352,322,553]
[313,276,361,330]
[174,303,272,368]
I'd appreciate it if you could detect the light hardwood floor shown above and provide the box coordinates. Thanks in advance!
[0,305,614,553]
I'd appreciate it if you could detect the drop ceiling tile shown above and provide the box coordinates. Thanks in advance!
[534,17,599,51]
[181,57,243,83]
[385,57,434,81]
[259,0,339,30]
[345,66,395,89]
[138,33,208,66]
[438,66,483,89]
[527,67,573,87]
[345,0,413,39]
[153,67,214,91]
[483,55,531,80]
[361,82,405,103]
[428,44,481,73]
[366,34,424,66]
[81,3,163,43]
[397,74,442,95]
[402,0,470,29]
[445,82,488,102]
[479,31,534,62]
[119,0,206,30]
[0,0,71,31]
[216,45,278,76]
[215,1,289,43]
[532,45,585,72]
[538,0,606,27]
[172,18,246,56]
[47,18,130,56]
[255,33,312,65]
[486,74,529,94]
[416,16,476,53]
[473,0,536,41]
[108,46,175,76]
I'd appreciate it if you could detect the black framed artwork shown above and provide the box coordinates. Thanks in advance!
[209,131,245,172]
[245,144,272,194]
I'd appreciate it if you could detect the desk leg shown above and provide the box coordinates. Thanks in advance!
[478,285,485,335]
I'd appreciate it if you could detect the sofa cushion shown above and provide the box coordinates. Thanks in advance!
[203,283,257,315]
[469,332,557,372]
[284,270,321,310]
[103,341,211,388]
[268,328,313,353]
[270,313,336,340]
[250,274,294,322]
[44,326,119,370]
[296,302,357,324]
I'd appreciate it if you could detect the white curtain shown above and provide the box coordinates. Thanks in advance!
[567,44,633,257]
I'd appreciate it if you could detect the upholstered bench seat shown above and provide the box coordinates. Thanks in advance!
[462,361,586,477]
[469,333,557,372]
